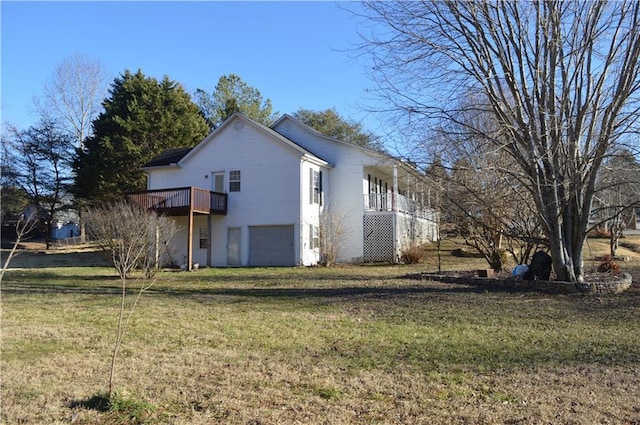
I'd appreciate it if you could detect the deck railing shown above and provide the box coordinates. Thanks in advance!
[126,187,227,215]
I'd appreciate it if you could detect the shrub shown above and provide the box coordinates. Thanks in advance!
[319,206,349,267]
[401,243,425,264]
[588,228,611,238]
[597,254,620,274]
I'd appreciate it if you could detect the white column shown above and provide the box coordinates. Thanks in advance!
[393,165,400,263]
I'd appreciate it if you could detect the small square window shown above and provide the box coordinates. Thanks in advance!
[229,170,241,192]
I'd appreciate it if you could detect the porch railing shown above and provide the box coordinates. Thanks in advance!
[364,193,435,220]
[126,187,227,215]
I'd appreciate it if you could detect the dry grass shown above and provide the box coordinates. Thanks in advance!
[1,237,640,424]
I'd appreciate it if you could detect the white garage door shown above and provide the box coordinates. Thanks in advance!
[249,225,295,266]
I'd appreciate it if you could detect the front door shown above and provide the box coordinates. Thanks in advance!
[227,227,241,266]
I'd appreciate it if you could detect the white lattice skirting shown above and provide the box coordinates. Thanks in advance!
[363,214,395,262]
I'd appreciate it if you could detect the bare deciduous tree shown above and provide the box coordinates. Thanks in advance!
[34,53,108,148]
[593,149,640,256]
[85,202,177,400]
[429,101,545,270]
[360,1,640,282]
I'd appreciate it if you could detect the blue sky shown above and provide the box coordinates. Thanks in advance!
[1,1,383,134]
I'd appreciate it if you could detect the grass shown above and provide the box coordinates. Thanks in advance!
[1,237,639,423]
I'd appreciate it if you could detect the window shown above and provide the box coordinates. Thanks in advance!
[309,169,322,205]
[213,172,224,193]
[310,224,319,250]
[229,170,241,192]
[199,227,208,249]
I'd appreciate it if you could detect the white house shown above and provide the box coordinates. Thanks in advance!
[128,113,438,269]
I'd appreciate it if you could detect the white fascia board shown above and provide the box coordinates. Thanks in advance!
[302,154,332,168]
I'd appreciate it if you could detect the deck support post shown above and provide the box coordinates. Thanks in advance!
[207,214,213,267]
[187,187,194,271]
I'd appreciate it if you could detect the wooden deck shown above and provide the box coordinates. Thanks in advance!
[126,187,227,216]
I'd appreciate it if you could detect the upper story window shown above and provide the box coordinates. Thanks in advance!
[229,170,241,192]
[310,169,323,205]
[213,172,225,193]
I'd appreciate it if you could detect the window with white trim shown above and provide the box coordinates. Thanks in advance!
[199,227,208,249]
[310,224,319,250]
[229,170,241,192]
[309,169,322,205]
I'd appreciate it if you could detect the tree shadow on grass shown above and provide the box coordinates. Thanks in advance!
[68,394,110,412]
[155,283,499,301]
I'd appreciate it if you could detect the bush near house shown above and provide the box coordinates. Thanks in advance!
[400,242,425,264]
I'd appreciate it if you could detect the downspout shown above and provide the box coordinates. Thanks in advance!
[299,158,305,266]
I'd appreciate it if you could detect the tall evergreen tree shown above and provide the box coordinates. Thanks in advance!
[74,70,209,203]
[293,108,383,151]
[195,74,278,130]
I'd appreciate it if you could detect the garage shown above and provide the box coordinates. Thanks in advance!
[249,225,295,266]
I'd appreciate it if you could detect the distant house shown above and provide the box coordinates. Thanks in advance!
[3,204,79,242]
[128,113,438,269]
[50,217,79,240]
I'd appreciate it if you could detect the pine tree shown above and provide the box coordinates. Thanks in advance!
[195,74,278,130]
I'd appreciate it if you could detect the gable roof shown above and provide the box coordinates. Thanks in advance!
[142,147,193,168]
[142,113,330,170]
[178,112,331,167]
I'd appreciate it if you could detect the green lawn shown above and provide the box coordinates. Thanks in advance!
[1,239,639,424]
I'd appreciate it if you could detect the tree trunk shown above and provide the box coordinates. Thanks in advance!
[610,233,619,257]
[109,275,127,400]
[543,195,588,283]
